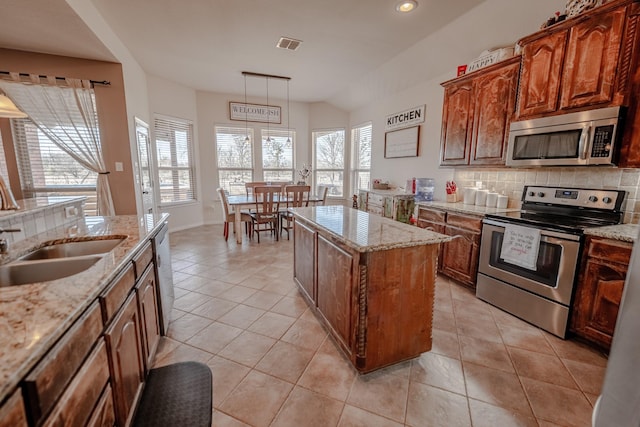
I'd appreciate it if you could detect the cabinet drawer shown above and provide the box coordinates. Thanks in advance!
[417,220,445,234]
[418,207,446,223]
[86,384,115,427]
[100,262,135,324]
[367,205,384,216]
[42,338,110,427]
[133,242,153,280]
[446,213,482,231]
[0,389,28,427]
[587,237,632,264]
[23,302,103,424]
[368,193,384,206]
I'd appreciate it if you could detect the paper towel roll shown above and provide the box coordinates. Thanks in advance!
[497,195,508,209]
[464,187,477,205]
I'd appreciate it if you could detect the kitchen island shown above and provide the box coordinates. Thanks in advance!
[292,206,451,373]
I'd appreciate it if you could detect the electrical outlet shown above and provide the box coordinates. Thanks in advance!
[65,206,77,218]
[115,162,124,172]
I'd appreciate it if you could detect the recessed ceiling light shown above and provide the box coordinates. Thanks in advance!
[395,0,418,13]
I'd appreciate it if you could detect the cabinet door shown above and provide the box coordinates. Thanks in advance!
[357,190,368,211]
[560,7,626,110]
[440,80,473,165]
[394,198,415,224]
[294,219,317,304]
[137,265,160,372]
[517,30,568,117]
[470,60,519,165]
[0,389,28,427]
[440,226,480,288]
[317,235,355,352]
[104,293,145,427]
[382,196,394,219]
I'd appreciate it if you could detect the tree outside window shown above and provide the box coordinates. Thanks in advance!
[313,129,345,197]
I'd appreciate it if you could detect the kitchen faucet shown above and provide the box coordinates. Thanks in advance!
[0,228,22,254]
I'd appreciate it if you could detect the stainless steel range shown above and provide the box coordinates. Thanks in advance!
[476,185,626,338]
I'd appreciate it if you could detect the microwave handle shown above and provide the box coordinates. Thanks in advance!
[579,125,591,160]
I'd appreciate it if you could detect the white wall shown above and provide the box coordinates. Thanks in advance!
[347,0,561,201]
[146,75,201,231]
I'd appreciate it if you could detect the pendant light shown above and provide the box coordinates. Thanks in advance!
[243,75,250,142]
[265,76,271,143]
[286,80,291,145]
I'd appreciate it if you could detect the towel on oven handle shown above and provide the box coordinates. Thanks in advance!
[500,224,541,270]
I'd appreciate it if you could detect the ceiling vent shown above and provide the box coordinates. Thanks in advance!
[276,37,302,51]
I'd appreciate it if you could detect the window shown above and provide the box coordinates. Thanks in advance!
[262,129,294,182]
[12,118,99,215]
[313,129,345,197]
[351,122,372,193]
[154,115,196,205]
[215,126,254,195]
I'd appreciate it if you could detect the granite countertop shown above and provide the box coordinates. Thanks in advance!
[416,200,520,216]
[584,223,639,243]
[0,213,168,403]
[292,206,451,252]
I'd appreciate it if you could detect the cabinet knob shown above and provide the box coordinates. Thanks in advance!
[537,192,545,198]
[603,197,612,204]
[588,196,598,203]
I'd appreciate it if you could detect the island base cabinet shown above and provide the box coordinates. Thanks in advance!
[293,219,317,303]
[104,293,145,427]
[294,217,437,373]
[317,235,356,355]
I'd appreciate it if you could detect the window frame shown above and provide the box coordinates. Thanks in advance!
[154,114,197,206]
[214,125,255,195]
[312,128,346,198]
[260,128,295,183]
[351,122,372,195]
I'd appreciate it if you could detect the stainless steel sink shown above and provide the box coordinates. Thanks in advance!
[19,238,125,261]
[0,256,103,287]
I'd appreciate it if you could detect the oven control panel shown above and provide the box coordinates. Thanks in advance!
[523,186,624,210]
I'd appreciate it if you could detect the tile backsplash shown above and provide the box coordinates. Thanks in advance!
[453,167,640,223]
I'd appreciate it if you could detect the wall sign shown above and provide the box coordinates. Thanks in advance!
[229,102,281,124]
[385,125,420,158]
[385,105,425,131]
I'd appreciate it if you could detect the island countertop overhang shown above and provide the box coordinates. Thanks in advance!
[291,205,451,252]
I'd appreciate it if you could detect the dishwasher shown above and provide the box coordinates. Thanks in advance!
[152,221,174,334]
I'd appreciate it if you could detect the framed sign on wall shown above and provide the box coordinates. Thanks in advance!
[384,125,420,158]
[229,102,281,124]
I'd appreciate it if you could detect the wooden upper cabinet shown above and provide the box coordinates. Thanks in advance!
[470,59,520,165]
[440,56,520,167]
[517,30,567,117]
[560,7,627,109]
[440,80,473,165]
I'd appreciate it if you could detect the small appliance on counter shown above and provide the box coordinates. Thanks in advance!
[414,178,434,202]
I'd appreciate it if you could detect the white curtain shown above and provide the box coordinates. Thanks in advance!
[0,73,115,216]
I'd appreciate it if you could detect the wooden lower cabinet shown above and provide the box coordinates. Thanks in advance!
[136,264,161,372]
[570,236,632,351]
[104,293,145,427]
[417,206,482,288]
[42,339,111,427]
[0,390,28,427]
[86,385,116,427]
[294,217,438,373]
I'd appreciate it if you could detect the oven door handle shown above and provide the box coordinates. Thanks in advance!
[482,219,581,242]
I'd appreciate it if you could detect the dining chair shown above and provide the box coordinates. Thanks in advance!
[280,185,310,240]
[250,186,281,243]
[217,187,252,241]
[245,181,267,197]
[316,185,329,205]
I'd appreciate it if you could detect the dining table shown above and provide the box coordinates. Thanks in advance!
[226,193,324,243]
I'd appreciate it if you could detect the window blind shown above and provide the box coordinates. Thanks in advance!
[313,129,345,197]
[352,122,372,191]
[262,128,294,182]
[154,115,196,205]
[215,126,254,195]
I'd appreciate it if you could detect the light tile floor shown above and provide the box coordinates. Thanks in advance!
[154,224,607,427]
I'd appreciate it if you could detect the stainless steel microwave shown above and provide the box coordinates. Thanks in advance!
[506,106,624,167]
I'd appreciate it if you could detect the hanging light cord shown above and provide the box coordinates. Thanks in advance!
[266,77,271,142]
[287,80,291,144]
